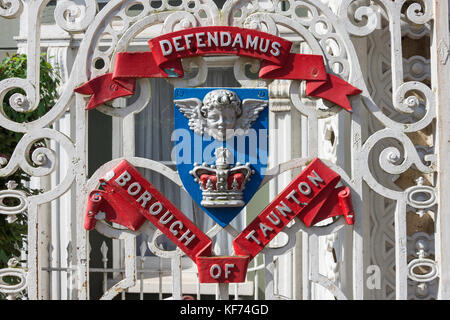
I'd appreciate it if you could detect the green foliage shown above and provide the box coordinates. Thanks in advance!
[0,53,60,271]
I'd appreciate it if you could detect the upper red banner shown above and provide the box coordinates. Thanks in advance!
[74,26,361,111]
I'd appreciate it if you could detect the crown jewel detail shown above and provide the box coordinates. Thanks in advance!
[189,147,254,207]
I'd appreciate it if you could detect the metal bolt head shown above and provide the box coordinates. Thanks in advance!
[6,180,18,190]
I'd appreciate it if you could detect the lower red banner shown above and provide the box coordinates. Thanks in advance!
[84,158,353,283]
[196,256,250,283]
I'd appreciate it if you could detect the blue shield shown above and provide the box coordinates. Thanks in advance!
[173,87,269,227]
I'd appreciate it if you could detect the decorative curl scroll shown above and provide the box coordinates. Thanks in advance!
[54,0,97,33]
[0,129,67,178]
[338,0,378,37]
[361,128,434,200]
[0,0,23,19]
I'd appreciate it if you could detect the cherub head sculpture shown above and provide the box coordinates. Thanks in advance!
[200,90,242,140]
[175,89,268,141]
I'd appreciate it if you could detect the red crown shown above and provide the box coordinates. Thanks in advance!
[189,147,254,208]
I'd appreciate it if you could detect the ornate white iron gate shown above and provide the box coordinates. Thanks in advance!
[0,0,448,300]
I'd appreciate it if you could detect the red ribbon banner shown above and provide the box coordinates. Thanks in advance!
[85,159,354,283]
[75,26,362,111]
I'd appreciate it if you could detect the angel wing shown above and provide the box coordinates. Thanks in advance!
[235,98,269,132]
[174,98,205,135]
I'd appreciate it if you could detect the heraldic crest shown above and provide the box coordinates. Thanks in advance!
[175,89,265,208]
[77,26,359,284]
[174,87,269,227]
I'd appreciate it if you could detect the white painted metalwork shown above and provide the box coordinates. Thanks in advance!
[0,0,445,300]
